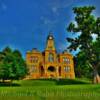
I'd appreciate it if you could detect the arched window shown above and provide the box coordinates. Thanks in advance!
[48,53,54,62]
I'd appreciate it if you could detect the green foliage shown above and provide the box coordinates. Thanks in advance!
[0,78,90,86]
[67,6,97,52]
[67,6,100,82]
[92,38,100,74]
[0,46,28,82]
[74,52,92,78]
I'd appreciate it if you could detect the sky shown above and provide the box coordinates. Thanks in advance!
[0,0,100,58]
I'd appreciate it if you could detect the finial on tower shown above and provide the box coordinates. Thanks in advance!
[48,31,54,40]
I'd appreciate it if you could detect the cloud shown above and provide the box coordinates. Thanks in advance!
[40,0,79,26]
[40,16,58,29]
[2,3,7,10]
[52,7,58,13]
[31,16,58,32]
[58,43,68,51]
[0,0,7,11]
[49,0,78,14]
[43,18,57,25]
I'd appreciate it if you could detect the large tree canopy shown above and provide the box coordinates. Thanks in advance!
[0,47,28,82]
[67,6,100,84]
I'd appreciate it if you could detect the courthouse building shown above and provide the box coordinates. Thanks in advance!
[26,33,75,79]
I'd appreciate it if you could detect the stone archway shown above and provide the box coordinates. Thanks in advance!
[48,66,56,72]
[47,66,56,78]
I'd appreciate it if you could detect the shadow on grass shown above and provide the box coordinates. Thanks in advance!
[25,78,90,85]
[55,79,90,85]
[0,79,90,87]
[0,82,20,87]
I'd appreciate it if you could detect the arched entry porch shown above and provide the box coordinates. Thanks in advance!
[47,66,56,78]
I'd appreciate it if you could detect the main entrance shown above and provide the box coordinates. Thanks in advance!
[47,66,56,78]
[48,66,56,72]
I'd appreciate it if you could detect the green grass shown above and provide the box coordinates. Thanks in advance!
[0,79,100,100]
[14,78,91,86]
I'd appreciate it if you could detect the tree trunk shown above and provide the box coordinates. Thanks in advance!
[2,79,5,83]
[93,69,100,84]
[10,80,13,84]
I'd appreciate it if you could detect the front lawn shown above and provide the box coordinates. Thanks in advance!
[0,79,100,100]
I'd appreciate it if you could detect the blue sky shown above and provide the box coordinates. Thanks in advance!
[0,0,100,58]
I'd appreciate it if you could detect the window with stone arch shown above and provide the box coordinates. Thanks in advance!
[48,53,54,62]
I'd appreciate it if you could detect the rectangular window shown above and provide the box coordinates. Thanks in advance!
[30,56,38,63]
[63,57,70,64]
[30,65,36,73]
[64,66,70,72]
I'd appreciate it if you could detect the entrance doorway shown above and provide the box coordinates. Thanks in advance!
[48,66,56,72]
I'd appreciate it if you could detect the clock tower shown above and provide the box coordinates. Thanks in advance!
[45,33,56,51]
[45,33,57,63]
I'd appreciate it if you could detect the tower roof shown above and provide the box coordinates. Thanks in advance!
[46,32,55,51]
[47,32,54,40]
[32,48,40,53]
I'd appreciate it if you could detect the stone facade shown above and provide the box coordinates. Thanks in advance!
[26,34,75,79]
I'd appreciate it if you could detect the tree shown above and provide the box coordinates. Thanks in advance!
[74,51,92,78]
[0,47,28,82]
[0,49,10,82]
[91,37,100,82]
[12,50,28,80]
[67,6,100,83]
